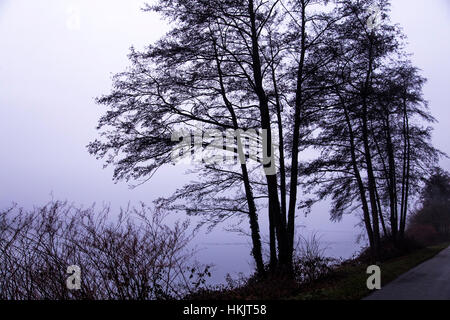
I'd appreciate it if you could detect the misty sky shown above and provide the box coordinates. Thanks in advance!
[1,0,449,282]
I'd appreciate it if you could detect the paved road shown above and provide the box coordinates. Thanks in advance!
[365,246,450,300]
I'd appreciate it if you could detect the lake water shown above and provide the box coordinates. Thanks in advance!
[192,208,367,285]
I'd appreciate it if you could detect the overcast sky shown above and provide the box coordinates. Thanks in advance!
[1,0,449,282]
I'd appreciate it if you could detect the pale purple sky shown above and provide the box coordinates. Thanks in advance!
[0,0,449,282]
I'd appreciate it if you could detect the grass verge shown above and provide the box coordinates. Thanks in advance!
[291,242,450,300]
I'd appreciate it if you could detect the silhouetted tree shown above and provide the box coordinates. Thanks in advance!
[89,0,343,276]
[301,0,442,261]
[410,168,450,238]
[88,0,442,269]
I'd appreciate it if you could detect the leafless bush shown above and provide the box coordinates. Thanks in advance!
[0,201,208,300]
[292,233,338,284]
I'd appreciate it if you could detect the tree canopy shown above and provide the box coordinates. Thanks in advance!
[89,0,443,275]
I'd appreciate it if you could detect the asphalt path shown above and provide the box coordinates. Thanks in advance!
[365,246,450,300]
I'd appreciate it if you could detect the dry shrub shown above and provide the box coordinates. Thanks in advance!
[186,233,339,300]
[293,233,339,284]
[0,201,209,300]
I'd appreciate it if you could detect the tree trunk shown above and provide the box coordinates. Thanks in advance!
[214,40,265,276]
[287,1,307,268]
[248,0,289,271]
[399,95,411,239]
[342,97,375,253]
[384,115,399,244]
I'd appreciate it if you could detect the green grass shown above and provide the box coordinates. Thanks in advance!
[291,243,450,300]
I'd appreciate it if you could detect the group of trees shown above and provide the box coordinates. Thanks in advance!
[409,168,450,242]
[89,0,442,277]
[300,2,443,260]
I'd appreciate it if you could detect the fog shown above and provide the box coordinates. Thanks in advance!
[1,0,449,283]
